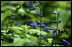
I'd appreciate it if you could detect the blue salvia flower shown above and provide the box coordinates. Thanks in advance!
[52,29,55,37]
[30,24,38,27]
[35,1,39,3]
[35,1,40,7]
[26,3,31,7]
[29,24,34,29]
[29,24,38,29]
[41,24,46,27]
[62,39,70,46]
[35,1,40,6]
[33,24,38,27]
[30,24,34,27]
[43,27,51,31]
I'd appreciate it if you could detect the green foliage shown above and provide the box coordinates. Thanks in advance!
[1,1,71,46]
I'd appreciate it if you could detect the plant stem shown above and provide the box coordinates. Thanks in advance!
[55,9,59,46]
[38,1,43,46]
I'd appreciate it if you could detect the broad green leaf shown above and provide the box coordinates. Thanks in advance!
[14,37,25,46]
[8,26,23,31]
[1,11,12,24]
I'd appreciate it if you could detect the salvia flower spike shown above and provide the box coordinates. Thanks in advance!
[52,29,56,37]
[25,3,31,7]
[29,24,33,26]
[29,24,38,27]
[34,24,38,27]
[62,39,70,46]
[41,24,46,27]
[35,1,39,3]
[43,27,51,31]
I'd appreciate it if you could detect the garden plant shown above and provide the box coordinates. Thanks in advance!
[1,1,71,46]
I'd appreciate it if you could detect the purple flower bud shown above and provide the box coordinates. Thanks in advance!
[30,24,34,27]
[26,3,31,7]
[35,1,39,3]
[30,24,38,29]
[34,24,38,27]
[52,29,55,33]
[63,39,70,46]
[29,24,38,27]
[52,33,55,37]
[41,24,46,27]
[43,27,50,31]
[46,27,50,30]
[52,29,55,37]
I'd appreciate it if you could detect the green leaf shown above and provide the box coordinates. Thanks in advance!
[14,37,25,46]
[27,29,47,35]
[9,26,23,31]
[1,11,12,24]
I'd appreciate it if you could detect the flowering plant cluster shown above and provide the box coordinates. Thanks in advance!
[1,1,71,46]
